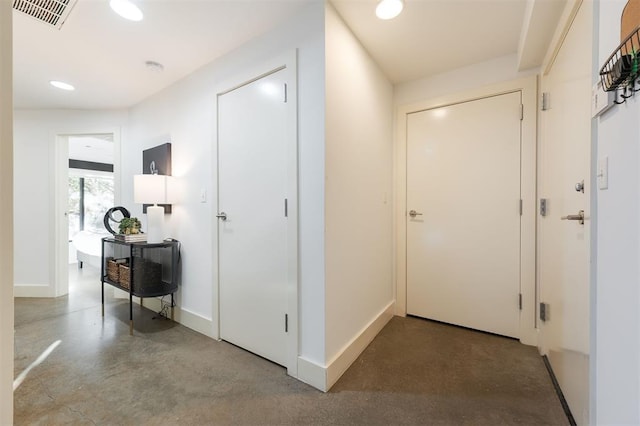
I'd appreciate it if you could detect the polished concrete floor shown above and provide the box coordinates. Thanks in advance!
[14,266,569,425]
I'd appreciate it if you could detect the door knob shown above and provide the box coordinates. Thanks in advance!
[216,212,227,221]
[575,180,585,193]
[409,210,423,218]
[561,210,584,225]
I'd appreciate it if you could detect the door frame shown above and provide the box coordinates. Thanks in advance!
[394,76,538,345]
[213,50,299,376]
[53,130,121,298]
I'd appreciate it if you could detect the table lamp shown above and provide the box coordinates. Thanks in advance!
[133,174,173,243]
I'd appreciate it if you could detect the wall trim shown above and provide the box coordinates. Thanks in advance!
[295,302,395,392]
[326,302,395,390]
[14,284,54,298]
[296,356,327,391]
[133,296,214,338]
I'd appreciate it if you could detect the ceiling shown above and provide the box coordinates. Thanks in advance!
[68,134,114,164]
[12,0,565,110]
[332,0,526,84]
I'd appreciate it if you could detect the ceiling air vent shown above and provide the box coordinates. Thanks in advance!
[12,0,78,30]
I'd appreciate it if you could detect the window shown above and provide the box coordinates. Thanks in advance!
[69,172,114,240]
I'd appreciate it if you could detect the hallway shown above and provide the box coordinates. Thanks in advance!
[13,267,569,425]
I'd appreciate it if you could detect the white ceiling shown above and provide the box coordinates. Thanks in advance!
[13,0,310,109]
[68,134,114,164]
[332,0,528,84]
[13,0,564,110]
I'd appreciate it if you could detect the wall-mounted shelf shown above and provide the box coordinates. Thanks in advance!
[600,26,640,104]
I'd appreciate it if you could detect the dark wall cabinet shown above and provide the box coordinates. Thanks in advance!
[101,238,180,334]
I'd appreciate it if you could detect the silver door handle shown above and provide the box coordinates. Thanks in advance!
[216,212,227,221]
[561,210,584,225]
[409,210,423,218]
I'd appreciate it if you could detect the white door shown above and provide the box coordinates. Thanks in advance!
[538,2,592,424]
[218,69,288,367]
[406,92,522,338]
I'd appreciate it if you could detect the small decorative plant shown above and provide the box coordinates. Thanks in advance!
[118,217,142,235]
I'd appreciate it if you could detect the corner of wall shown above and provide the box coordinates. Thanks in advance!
[297,356,328,392]
[325,302,394,390]
[296,302,395,392]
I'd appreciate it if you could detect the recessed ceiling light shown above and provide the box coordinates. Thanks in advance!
[376,0,404,20]
[109,0,143,22]
[50,80,75,91]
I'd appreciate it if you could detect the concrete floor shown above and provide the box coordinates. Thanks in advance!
[14,267,569,425]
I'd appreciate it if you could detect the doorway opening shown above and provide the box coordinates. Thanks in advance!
[62,134,116,295]
[394,76,538,345]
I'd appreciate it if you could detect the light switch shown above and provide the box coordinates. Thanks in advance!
[200,188,207,203]
[598,157,608,190]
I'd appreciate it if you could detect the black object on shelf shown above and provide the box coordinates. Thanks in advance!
[100,237,180,335]
[103,206,131,235]
[600,26,640,104]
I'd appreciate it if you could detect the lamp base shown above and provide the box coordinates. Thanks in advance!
[146,205,164,243]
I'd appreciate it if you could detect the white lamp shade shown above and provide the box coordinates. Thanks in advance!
[133,174,173,204]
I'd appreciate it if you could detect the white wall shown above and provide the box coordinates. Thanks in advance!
[594,0,640,423]
[394,54,538,107]
[13,109,127,295]
[0,0,14,422]
[125,2,327,364]
[324,3,394,383]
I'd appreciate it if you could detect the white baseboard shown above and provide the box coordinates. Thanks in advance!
[296,301,395,392]
[134,296,214,338]
[178,307,215,338]
[326,301,394,390]
[297,356,327,391]
[14,284,54,298]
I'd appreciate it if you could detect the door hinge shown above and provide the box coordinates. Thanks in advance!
[520,104,524,121]
[519,293,522,310]
[541,92,550,111]
[519,199,523,216]
[285,313,288,332]
[540,198,548,216]
[284,83,288,103]
[284,198,288,217]
[540,303,549,322]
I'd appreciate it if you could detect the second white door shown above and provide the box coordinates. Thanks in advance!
[406,92,522,338]
[218,69,289,367]
[538,1,592,423]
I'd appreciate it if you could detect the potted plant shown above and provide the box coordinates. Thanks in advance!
[118,217,142,235]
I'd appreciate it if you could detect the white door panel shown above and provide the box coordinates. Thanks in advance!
[406,92,522,338]
[218,70,288,366]
[538,2,592,424]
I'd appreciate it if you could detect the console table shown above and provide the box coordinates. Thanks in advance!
[100,238,180,335]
